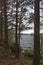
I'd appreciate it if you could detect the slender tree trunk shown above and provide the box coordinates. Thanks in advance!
[17,16,21,58]
[15,0,20,58]
[4,0,9,50]
[40,34,43,51]
[33,0,40,65]
[0,0,3,42]
[15,0,19,58]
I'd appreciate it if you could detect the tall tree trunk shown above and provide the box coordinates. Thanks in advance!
[15,0,18,58]
[15,0,20,58]
[17,15,21,58]
[0,0,3,42]
[33,0,40,65]
[4,0,9,50]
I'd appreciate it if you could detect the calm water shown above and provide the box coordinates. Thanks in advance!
[20,34,34,50]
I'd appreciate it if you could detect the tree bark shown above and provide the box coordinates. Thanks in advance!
[4,0,9,50]
[0,0,3,42]
[15,0,19,58]
[33,0,40,65]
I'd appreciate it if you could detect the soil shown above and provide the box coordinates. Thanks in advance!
[0,46,26,65]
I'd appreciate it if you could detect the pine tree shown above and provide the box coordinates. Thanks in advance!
[15,0,19,58]
[0,0,3,43]
[33,0,40,65]
[3,0,9,50]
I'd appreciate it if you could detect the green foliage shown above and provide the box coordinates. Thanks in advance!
[10,42,16,53]
[23,49,33,57]
[10,42,22,53]
[40,58,43,65]
[40,62,43,65]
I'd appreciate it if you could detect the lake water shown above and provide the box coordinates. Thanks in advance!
[20,34,34,50]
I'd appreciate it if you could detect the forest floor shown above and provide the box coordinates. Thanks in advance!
[0,53,26,65]
[0,55,26,65]
[0,45,43,65]
[0,53,43,65]
[0,45,28,65]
